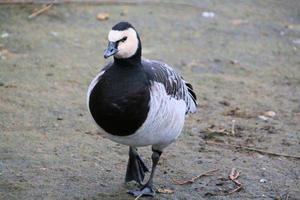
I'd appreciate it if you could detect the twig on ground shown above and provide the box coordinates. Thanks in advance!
[227,185,243,195]
[229,168,242,186]
[206,141,300,159]
[172,169,219,185]
[231,119,236,135]
[156,188,174,194]
[134,194,143,200]
[206,127,229,135]
[227,168,243,195]
[28,4,53,19]
[229,168,239,180]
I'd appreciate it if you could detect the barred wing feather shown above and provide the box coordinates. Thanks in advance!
[142,59,197,114]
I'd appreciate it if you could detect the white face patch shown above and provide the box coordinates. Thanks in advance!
[108,28,139,59]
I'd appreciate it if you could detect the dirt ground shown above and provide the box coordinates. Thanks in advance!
[0,1,300,200]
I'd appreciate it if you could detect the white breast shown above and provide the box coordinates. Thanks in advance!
[102,82,186,150]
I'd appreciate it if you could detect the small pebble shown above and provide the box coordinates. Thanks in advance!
[230,59,239,65]
[202,11,215,18]
[258,115,269,121]
[260,178,267,183]
[97,13,109,21]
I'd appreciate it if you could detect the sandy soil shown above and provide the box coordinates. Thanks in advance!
[0,1,300,199]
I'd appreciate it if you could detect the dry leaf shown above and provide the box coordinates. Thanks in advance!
[172,169,219,185]
[263,111,276,118]
[97,13,109,21]
[157,188,174,194]
[229,168,240,180]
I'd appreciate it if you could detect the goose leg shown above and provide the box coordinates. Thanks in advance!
[128,148,162,197]
[125,146,149,185]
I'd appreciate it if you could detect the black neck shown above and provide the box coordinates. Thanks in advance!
[114,50,142,65]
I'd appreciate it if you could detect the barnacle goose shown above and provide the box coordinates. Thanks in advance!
[87,22,197,197]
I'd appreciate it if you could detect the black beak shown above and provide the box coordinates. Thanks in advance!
[104,41,118,59]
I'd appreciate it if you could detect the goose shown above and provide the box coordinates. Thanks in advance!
[87,22,197,197]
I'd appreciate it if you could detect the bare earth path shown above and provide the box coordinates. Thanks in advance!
[0,1,299,199]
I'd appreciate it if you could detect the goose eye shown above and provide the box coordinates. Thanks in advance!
[121,36,127,42]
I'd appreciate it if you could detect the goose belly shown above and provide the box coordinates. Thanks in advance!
[104,82,186,148]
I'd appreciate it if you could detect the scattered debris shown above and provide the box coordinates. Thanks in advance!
[231,120,236,136]
[263,111,276,118]
[84,131,93,135]
[258,115,269,121]
[202,121,238,138]
[156,188,174,194]
[134,194,143,200]
[206,125,227,135]
[259,178,267,183]
[219,100,230,107]
[228,168,243,194]
[284,24,293,29]
[223,107,255,119]
[229,168,241,185]
[172,169,219,185]
[229,59,239,65]
[202,11,215,18]
[258,111,276,121]
[1,32,9,38]
[96,12,109,21]
[261,125,277,134]
[206,141,300,159]
[231,19,248,26]
[28,4,53,19]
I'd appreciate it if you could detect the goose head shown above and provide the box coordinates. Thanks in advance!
[104,22,141,60]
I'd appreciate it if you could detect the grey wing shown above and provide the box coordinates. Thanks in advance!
[142,59,197,114]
